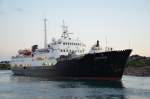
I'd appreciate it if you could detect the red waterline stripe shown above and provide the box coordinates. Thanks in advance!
[47,77,121,81]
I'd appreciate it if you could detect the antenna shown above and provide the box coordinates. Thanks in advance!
[44,18,47,48]
[105,36,107,51]
[61,20,73,39]
[62,20,68,33]
[129,40,131,49]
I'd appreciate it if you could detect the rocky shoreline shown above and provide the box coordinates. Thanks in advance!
[123,55,150,76]
[124,66,150,76]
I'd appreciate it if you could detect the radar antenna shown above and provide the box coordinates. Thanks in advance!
[62,20,68,33]
[61,20,73,39]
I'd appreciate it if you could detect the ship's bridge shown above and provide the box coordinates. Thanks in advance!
[48,37,86,57]
[46,21,86,57]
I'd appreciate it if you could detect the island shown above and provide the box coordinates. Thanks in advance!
[124,55,150,76]
[0,61,10,70]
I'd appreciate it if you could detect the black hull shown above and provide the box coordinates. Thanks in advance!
[11,49,132,80]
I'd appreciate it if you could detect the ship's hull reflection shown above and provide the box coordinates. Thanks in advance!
[11,75,126,99]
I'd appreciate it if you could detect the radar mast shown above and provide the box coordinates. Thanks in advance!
[61,20,73,39]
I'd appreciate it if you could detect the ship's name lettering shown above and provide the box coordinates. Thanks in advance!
[94,56,107,60]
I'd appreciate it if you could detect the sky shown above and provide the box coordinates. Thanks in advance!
[0,0,150,60]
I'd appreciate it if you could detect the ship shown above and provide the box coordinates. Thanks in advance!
[10,19,132,80]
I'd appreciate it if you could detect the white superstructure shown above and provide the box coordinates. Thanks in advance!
[10,20,114,69]
[11,20,86,68]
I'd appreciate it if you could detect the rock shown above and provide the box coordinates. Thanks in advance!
[124,66,150,76]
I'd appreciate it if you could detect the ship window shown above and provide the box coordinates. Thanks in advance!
[58,42,61,44]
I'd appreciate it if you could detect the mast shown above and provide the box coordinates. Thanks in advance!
[61,20,68,39]
[129,40,131,49]
[44,18,47,48]
[61,20,73,39]
[105,36,107,51]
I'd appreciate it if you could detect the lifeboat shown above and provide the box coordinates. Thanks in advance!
[18,49,31,55]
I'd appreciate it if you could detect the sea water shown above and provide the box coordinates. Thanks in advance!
[0,70,150,99]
